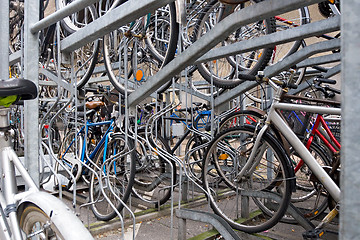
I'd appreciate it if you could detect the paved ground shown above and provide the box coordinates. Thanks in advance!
[56,181,339,240]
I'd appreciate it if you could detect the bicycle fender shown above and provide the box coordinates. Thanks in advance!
[17,191,94,239]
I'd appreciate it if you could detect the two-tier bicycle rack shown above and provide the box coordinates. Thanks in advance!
[2,0,360,239]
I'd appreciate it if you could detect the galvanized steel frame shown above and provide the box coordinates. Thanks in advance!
[8,0,359,238]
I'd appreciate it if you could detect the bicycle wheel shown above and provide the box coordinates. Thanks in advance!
[194,0,276,89]
[55,0,100,89]
[132,130,176,207]
[103,3,178,94]
[202,126,292,233]
[283,141,331,222]
[219,109,263,131]
[55,129,84,189]
[19,201,93,239]
[89,133,135,221]
[184,134,208,183]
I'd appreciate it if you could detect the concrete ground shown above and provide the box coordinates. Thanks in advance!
[56,182,339,240]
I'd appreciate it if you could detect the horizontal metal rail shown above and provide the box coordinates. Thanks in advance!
[60,0,174,52]
[214,39,340,107]
[195,16,340,64]
[9,50,21,66]
[128,0,325,107]
[296,52,341,69]
[30,0,100,33]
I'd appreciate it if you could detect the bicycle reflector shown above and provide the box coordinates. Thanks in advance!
[219,153,229,160]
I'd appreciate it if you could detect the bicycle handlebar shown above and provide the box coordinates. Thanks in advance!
[237,72,298,90]
[314,77,337,85]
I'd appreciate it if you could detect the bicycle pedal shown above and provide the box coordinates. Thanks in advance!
[302,228,325,239]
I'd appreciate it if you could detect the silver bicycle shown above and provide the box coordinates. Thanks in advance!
[0,78,93,239]
[202,74,340,234]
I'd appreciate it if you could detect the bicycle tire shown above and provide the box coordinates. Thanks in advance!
[202,125,292,233]
[132,129,176,207]
[55,0,100,89]
[89,133,135,221]
[55,129,84,189]
[219,109,263,131]
[279,140,331,223]
[193,0,276,89]
[103,3,178,94]
[19,195,93,239]
[184,134,208,183]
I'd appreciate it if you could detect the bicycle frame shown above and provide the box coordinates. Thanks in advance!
[0,111,39,240]
[294,114,341,172]
[167,109,211,154]
[240,83,341,203]
[60,118,115,177]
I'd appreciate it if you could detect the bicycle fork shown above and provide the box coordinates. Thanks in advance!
[235,124,269,182]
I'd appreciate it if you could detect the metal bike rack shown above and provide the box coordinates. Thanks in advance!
[176,208,241,240]
[5,0,360,239]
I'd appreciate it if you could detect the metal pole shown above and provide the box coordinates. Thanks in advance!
[23,0,40,186]
[0,0,9,79]
[340,0,360,239]
[30,0,100,33]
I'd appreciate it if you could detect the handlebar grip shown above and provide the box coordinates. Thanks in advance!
[314,77,337,85]
[287,82,298,89]
[84,87,100,93]
[324,85,341,95]
[238,73,257,81]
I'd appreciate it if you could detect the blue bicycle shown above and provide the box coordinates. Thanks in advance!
[55,96,135,221]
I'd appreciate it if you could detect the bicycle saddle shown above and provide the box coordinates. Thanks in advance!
[0,78,37,100]
[218,0,250,4]
[86,101,105,109]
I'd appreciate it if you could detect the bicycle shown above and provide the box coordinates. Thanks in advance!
[201,73,341,235]
[190,0,276,89]
[128,102,213,207]
[102,0,179,94]
[55,88,136,221]
[0,78,93,239]
[214,79,340,224]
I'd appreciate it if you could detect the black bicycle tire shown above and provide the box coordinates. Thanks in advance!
[104,3,178,94]
[219,109,263,132]
[202,125,292,233]
[55,0,100,90]
[193,0,276,89]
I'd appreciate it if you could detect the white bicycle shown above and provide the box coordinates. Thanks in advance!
[0,78,93,239]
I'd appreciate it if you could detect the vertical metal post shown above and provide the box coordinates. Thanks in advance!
[340,0,360,239]
[0,0,9,79]
[23,0,40,186]
[178,217,187,240]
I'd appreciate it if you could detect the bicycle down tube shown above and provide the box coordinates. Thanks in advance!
[271,102,341,203]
